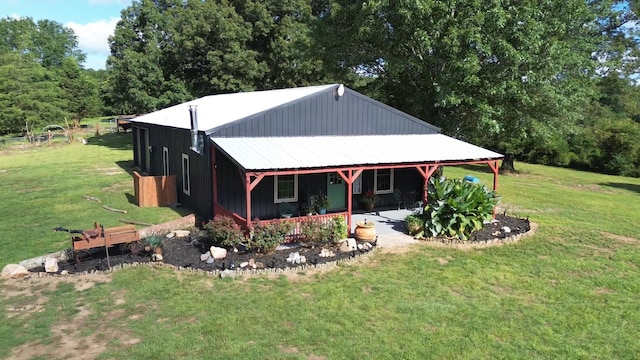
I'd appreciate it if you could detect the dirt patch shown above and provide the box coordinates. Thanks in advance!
[3,274,142,360]
[568,184,613,193]
[101,181,130,193]
[600,232,638,245]
[279,345,300,353]
[594,287,614,295]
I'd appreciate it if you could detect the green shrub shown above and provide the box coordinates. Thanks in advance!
[331,216,348,241]
[404,214,424,237]
[203,215,246,248]
[299,216,345,243]
[299,217,331,243]
[423,177,499,239]
[300,218,324,243]
[250,221,295,253]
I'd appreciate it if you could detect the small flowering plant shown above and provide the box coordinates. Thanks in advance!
[359,190,377,205]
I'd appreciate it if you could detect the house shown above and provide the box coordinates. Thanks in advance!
[130,84,502,232]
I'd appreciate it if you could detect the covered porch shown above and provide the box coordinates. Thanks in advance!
[209,134,503,235]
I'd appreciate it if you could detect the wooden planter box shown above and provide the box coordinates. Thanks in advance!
[133,171,177,207]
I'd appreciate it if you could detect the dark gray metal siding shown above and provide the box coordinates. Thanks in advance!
[350,169,424,210]
[216,150,246,219]
[217,162,327,221]
[131,123,213,218]
[210,88,439,138]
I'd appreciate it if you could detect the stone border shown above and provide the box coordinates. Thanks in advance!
[418,221,538,248]
[24,248,379,279]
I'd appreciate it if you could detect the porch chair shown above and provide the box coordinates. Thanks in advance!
[393,189,406,209]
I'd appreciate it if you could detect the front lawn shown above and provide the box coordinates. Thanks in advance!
[1,135,639,359]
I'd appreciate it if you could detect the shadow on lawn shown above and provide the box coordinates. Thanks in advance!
[85,132,133,151]
[600,182,640,194]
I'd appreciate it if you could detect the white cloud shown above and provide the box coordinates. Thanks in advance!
[66,17,119,69]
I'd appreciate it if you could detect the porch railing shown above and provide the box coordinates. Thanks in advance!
[256,212,349,242]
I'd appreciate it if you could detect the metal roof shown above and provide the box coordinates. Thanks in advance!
[131,84,337,131]
[212,134,503,171]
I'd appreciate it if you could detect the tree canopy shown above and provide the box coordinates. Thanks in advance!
[0,17,100,135]
[103,0,330,114]
[1,1,638,176]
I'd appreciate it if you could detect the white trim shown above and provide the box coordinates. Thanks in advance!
[274,174,298,203]
[144,130,150,173]
[181,153,190,196]
[374,169,394,194]
[353,173,362,194]
[162,147,169,176]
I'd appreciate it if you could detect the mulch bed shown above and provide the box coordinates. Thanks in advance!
[32,214,530,274]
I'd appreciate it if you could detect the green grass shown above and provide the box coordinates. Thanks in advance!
[1,138,640,359]
[0,132,187,265]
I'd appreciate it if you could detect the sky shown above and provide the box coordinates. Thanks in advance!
[0,0,133,70]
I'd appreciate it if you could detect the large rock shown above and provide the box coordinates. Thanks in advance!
[2,264,30,279]
[210,246,227,260]
[44,257,59,273]
[166,229,191,239]
[340,238,358,252]
[200,252,211,262]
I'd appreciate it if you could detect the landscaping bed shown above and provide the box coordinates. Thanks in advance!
[29,214,530,275]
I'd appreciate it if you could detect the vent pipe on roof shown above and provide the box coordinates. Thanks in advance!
[188,105,203,154]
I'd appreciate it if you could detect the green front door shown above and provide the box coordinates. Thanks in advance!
[327,173,346,210]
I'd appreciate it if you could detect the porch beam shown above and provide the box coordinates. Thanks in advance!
[248,174,266,191]
[336,170,350,184]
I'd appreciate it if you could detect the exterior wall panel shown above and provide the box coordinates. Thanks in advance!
[210,90,439,138]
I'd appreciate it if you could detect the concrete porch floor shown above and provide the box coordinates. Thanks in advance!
[350,207,422,249]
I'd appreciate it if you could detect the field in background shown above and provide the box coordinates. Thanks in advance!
[1,134,639,359]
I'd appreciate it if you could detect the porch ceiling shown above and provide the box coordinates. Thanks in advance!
[212,134,503,171]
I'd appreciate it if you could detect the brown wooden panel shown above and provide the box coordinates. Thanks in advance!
[134,171,177,207]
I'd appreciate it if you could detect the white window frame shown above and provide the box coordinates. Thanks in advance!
[181,153,190,196]
[374,169,394,194]
[162,147,169,176]
[353,173,362,194]
[274,174,298,203]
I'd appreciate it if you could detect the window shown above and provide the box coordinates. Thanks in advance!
[162,147,169,176]
[274,174,298,203]
[374,169,394,194]
[353,173,362,194]
[182,153,190,196]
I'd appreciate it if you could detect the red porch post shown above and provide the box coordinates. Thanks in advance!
[243,174,251,229]
[415,164,439,205]
[244,173,266,229]
[488,160,499,191]
[487,160,500,219]
[337,168,363,235]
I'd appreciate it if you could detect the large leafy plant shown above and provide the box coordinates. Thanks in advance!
[422,177,500,239]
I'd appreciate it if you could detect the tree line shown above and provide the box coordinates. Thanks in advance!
[1,0,639,176]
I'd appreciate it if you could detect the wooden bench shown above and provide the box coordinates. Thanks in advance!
[72,223,140,251]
